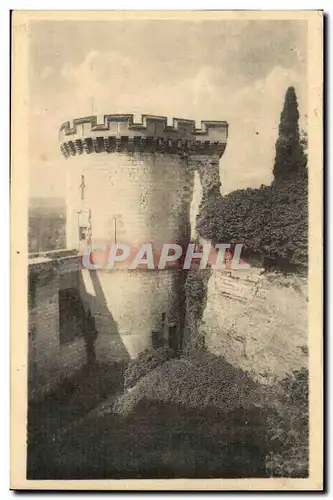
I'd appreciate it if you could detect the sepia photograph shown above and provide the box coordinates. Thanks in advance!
[10,10,323,490]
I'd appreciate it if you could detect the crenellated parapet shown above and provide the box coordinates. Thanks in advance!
[59,114,228,158]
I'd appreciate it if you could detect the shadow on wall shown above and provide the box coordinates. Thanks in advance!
[81,269,131,363]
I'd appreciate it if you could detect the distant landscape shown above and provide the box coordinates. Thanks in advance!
[28,197,66,253]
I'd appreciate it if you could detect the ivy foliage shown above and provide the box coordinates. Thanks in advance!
[197,178,308,268]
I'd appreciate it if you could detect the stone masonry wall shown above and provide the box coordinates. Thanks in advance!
[66,152,196,360]
[198,267,308,384]
[29,266,86,399]
[66,152,194,249]
[79,268,180,361]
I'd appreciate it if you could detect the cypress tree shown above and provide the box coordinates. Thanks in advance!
[273,86,307,183]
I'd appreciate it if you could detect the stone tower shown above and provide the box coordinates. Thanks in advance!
[59,114,228,361]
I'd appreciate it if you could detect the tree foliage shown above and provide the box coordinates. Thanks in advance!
[273,86,307,183]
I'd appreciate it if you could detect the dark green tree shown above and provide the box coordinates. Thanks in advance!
[273,86,307,182]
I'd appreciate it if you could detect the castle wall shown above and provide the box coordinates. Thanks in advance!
[79,268,180,360]
[66,152,194,249]
[28,262,86,399]
[66,152,194,360]
[198,268,308,384]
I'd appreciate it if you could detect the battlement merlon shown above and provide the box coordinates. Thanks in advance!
[59,114,228,158]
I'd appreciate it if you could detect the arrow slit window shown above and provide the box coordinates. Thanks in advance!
[79,209,91,242]
[78,175,91,242]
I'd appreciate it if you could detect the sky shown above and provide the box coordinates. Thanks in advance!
[28,18,308,198]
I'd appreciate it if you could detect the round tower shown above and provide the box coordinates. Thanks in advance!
[59,114,228,361]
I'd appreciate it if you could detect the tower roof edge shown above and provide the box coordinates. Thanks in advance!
[59,114,228,142]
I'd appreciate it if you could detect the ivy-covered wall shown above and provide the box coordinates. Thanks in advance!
[196,177,308,271]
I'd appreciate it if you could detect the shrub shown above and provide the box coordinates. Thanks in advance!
[123,346,174,390]
[196,178,308,270]
[116,353,260,416]
[115,352,309,478]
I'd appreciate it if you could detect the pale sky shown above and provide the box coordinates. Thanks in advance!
[29,18,308,198]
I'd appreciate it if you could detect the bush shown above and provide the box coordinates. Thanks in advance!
[117,353,309,478]
[123,347,174,390]
[196,178,308,270]
[116,353,260,416]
